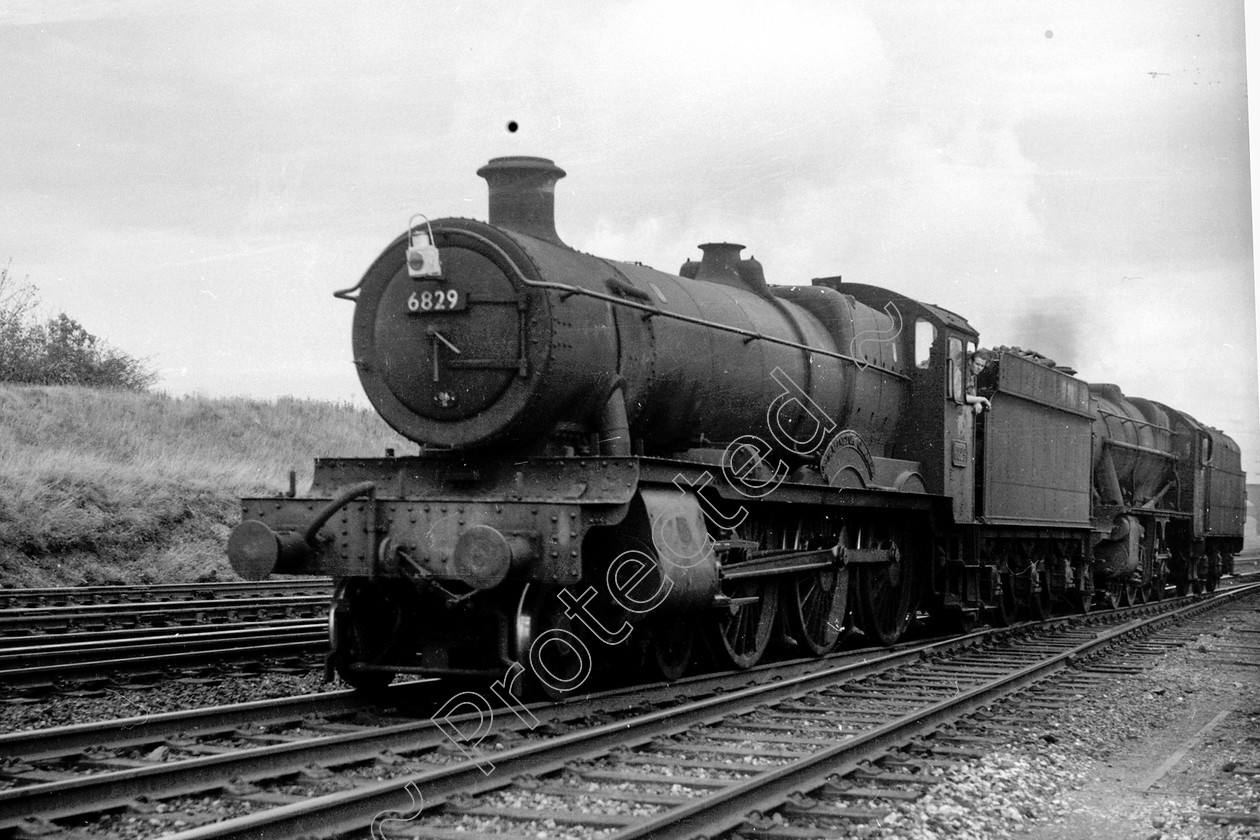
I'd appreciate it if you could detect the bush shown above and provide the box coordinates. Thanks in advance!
[0,262,156,390]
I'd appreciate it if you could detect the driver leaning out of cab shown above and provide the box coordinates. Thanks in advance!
[966,348,995,415]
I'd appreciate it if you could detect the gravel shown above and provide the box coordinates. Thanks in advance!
[0,663,329,733]
[848,607,1260,840]
[6,603,1257,839]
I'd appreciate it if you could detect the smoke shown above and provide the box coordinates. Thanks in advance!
[1006,297,1084,371]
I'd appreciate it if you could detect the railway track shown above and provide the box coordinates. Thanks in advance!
[0,585,331,690]
[0,592,330,637]
[4,584,1255,839]
[0,600,331,695]
[0,578,331,610]
[0,580,332,614]
[0,617,327,690]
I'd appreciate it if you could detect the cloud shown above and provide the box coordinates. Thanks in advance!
[0,1,1252,473]
[0,0,156,26]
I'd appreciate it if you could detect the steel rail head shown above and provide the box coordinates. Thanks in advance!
[149,583,1260,840]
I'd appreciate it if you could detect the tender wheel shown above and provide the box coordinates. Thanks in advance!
[1221,552,1235,577]
[986,570,1018,627]
[1015,564,1051,621]
[784,564,850,656]
[709,579,780,669]
[329,578,401,691]
[1096,584,1122,611]
[1187,553,1207,595]
[1170,550,1191,597]
[1205,551,1221,593]
[853,528,917,646]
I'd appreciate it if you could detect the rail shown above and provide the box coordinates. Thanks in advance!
[94,584,1256,839]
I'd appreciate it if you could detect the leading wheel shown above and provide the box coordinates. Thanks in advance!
[641,621,694,682]
[709,579,780,670]
[329,578,402,691]
[784,564,850,656]
[513,584,594,701]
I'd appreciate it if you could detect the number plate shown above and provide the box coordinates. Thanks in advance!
[406,286,467,314]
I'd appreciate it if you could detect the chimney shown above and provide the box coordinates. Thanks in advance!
[691,242,771,297]
[694,242,745,286]
[476,156,566,246]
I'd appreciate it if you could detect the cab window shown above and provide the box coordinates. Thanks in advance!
[915,319,936,368]
[949,336,965,403]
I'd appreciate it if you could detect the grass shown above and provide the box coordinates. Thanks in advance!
[0,384,413,587]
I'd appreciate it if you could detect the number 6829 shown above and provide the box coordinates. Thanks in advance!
[406,289,465,313]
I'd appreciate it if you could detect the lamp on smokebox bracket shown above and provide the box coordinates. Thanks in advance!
[406,214,443,279]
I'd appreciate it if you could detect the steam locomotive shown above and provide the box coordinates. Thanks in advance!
[227,157,1246,695]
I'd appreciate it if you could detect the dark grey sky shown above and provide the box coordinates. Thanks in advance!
[1,1,1256,474]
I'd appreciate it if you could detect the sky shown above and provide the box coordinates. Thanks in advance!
[1,1,1257,477]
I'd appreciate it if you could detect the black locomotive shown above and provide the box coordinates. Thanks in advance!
[227,157,1246,695]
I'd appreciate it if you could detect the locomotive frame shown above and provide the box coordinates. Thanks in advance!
[227,156,1246,696]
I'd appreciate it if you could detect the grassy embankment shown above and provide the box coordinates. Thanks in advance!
[0,384,412,587]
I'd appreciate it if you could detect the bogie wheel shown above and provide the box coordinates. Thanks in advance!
[853,528,918,646]
[514,584,594,701]
[709,579,780,670]
[784,565,850,656]
[329,578,402,691]
[642,621,694,682]
[1072,588,1094,615]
